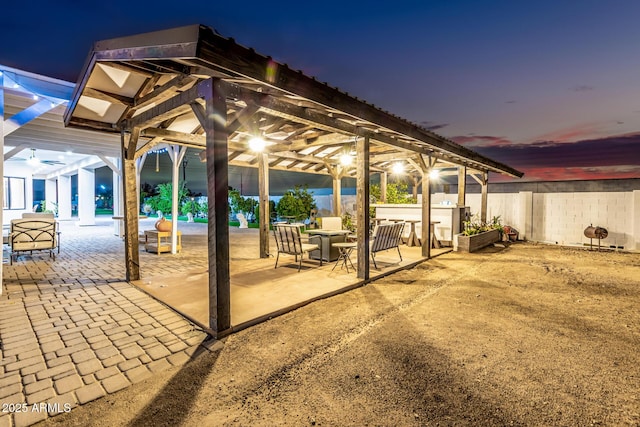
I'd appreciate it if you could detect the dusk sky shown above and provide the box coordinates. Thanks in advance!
[2,0,639,182]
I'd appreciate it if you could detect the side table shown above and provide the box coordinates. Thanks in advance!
[332,241,357,273]
[144,230,182,254]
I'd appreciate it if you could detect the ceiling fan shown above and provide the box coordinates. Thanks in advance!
[7,148,66,166]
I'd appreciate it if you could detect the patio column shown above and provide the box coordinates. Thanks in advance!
[111,158,123,237]
[457,166,466,206]
[380,172,387,203]
[416,155,436,258]
[135,153,147,215]
[45,178,57,213]
[57,175,72,220]
[411,175,419,201]
[192,78,230,336]
[168,145,187,254]
[258,152,270,258]
[333,176,341,216]
[480,172,488,224]
[0,73,4,288]
[421,170,432,259]
[77,168,95,226]
[122,128,141,281]
[356,136,370,280]
[470,171,489,224]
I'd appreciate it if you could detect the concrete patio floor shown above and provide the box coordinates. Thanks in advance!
[133,217,450,331]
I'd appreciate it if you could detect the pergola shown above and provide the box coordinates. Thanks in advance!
[64,24,523,336]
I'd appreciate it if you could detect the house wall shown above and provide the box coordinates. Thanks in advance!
[2,163,35,223]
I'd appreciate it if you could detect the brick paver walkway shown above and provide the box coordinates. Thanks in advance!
[0,218,212,427]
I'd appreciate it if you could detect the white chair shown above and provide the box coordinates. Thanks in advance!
[320,216,342,230]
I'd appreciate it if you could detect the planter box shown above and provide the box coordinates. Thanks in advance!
[454,229,501,253]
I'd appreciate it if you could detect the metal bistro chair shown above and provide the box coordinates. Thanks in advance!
[370,222,405,269]
[273,224,323,272]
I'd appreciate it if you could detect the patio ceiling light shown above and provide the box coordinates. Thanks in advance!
[429,169,440,179]
[249,136,266,152]
[27,149,40,166]
[339,153,353,166]
[392,162,404,174]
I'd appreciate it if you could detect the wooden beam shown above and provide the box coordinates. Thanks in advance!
[136,74,162,99]
[3,144,28,161]
[380,172,387,203]
[127,79,212,130]
[134,75,196,109]
[226,102,260,134]
[356,136,370,279]
[97,155,121,176]
[84,87,133,106]
[134,137,165,159]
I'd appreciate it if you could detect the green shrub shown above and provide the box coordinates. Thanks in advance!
[276,185,317,221]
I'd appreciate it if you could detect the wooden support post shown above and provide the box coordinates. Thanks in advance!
[421,171,431,258]
[0,75,4,287]
[333,176,341,216]
[121,128,141,281]
[167,145,187,254]
[457,166,466,207]
[356,136,370,279]
[380,171,387,203]
[135,153,147,215]
[416,154,436,259]
[480,172,488,224]
[258,152,270,258]
[412,175,419,201]
[192,79,231,336]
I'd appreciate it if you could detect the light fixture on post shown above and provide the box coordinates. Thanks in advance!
[27,149,40,166]
[392,162,404,174]
[339,141,354,166]
[339,153,353,166]
[429,169,440,179]
[248,136,266,152]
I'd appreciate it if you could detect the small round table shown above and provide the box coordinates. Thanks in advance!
[332,242,357,273]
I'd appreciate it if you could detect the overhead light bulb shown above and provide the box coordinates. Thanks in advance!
[392,162,404,174]
[429,169,440,179]
[339,153,353,166]
[249,136,266,152]
[27,149,40,166]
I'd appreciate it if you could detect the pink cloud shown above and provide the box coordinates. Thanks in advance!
[450,135,514,148]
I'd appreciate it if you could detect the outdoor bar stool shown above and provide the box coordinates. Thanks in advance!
[405,220,421,247]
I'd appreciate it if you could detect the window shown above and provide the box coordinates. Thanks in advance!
[3,177,26,210]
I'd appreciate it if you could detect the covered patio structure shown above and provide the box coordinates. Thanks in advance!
[64,24,522,337]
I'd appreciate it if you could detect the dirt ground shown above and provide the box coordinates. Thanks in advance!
[40,242,640,426]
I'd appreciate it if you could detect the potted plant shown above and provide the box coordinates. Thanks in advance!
[454,214,502,252]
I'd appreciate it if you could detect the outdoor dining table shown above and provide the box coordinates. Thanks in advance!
[405,219,421,247]
[306,229,351,262]
[430,221,442,248]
